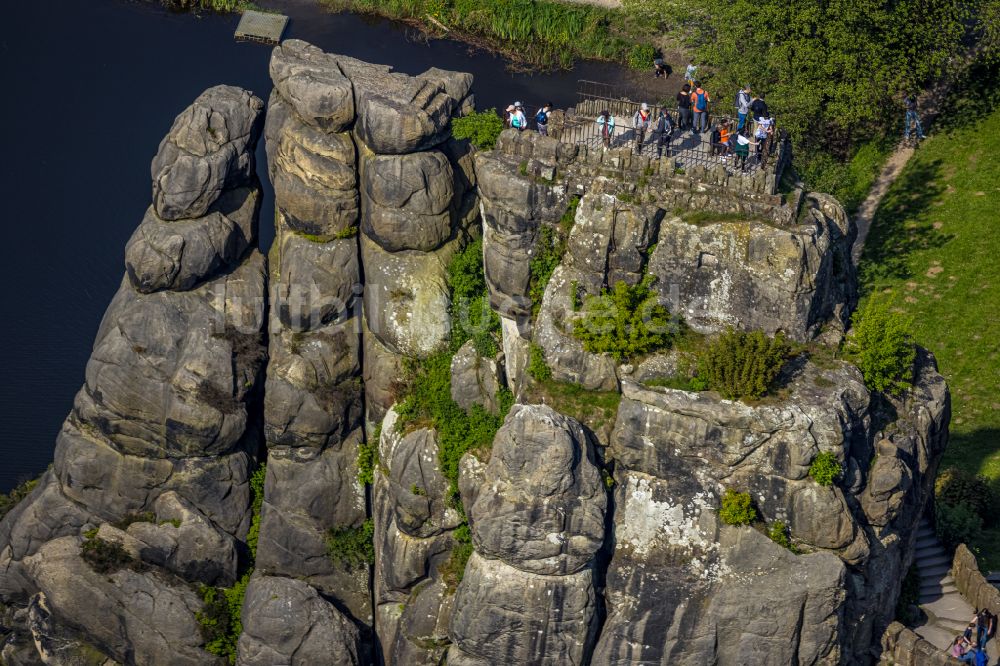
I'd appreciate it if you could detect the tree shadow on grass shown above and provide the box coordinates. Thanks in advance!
[857,157,955,291]
[945,428,1000,480]
[930,61,1000,136]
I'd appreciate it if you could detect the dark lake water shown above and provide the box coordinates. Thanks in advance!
[0,0,623,492]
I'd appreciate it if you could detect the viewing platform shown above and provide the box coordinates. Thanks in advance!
[234,10,288,45]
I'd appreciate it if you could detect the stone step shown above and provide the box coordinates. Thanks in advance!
[914,623,956,651]
[921,574,955,591]
[915,533,939,549]
[917,554,953,570]
[918,563,953,580]
[915,543,947,560]
[917,527,936,540]
[922,592,977,627]
[920,584,959,602]
[987,572,1000,583]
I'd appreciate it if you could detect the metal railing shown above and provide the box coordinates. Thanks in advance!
[562,81,780,175]
[560,108,778,175]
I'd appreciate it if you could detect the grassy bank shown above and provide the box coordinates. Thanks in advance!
[857,65,1000,568]
[321,0,653,68]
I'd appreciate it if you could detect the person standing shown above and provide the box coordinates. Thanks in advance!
[633,102,653,154]
[690,81,710,133]
[676,83,693,132]
[733,127,756,173]
[684,63,697,88]
[510,102,527,131]
[535,102,552,136]
[655,106,674,159]
[504,104,515,128]
[736,85,752,131]
[596,110,616,149]
[750,93,769,122]
[904,93,927,140]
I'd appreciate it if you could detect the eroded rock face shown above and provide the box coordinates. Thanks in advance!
[25,537,219,666]
[0,84,267,666]
[264,93,358,238]
[647,193,856,342]
[469,405,605,575]
[361,150,455,252]
[449,552,597,666]
[126,185,260,293]
[236,575,361,666]
[595,351,948,664]
[449,340,503,414]
[151,85,264,221]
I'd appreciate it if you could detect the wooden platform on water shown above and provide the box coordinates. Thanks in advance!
[234,10,288,45]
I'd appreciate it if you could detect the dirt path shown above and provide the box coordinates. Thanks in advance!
[851,144,914,262]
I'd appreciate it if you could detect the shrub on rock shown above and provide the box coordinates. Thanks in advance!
[572,277,675,362]
[809,451,842,487]
[451,109,504,150]
[698,328,790,400]
[846,294,915,395]
[719,489,756,526]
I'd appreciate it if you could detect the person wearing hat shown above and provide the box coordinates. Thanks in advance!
[504,104,516,128]
[633,102,653,155]
[511,102,527,131]
[596,109,616,149]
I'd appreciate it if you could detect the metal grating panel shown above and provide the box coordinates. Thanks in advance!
[234,10,288,44]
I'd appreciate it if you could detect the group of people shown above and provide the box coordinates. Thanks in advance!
[949,610,996,665]
[595,80,776,173]
[503,101,553,135]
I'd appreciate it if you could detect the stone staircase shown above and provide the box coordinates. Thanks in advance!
[912,518,977,650]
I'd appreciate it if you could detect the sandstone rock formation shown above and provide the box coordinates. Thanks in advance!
[0,43,952,666]
[0,84,266,665]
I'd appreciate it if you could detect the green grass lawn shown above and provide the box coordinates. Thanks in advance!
[858,68,1000,567]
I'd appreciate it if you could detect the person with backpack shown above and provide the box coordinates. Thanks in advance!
[690,81,710,133]
[596,110,616,149]
[976,609,995,647]
[750,93,769,122]
[736,85,752,130]
[536,102,552,136]
[904,92,927,141]
[633,102,653,154]
[676,83,693,132]
[510,102,527,131]
[655,106,674,159]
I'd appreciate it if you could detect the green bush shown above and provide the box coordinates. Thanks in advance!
[846,294,915,395]
[326,519,375,569]
[0,475,41,521]
[197,575,250,662]
[197,462,265,663]
[698,329,790,400]
[80,535,135,574]
[527,198,577,318]
[451,109,505,150]
[357,437,379,486]
[572,277,676,362]
[808,451,842,487]
[528,343,552,382]
[246,464,266,558]
[449,239,499,356]
[767,520,798,552]
[440,523,474,591]
[936,501,983,550]
[936,467,997,526]
[719,489,757,526]
[626,43,656,70]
